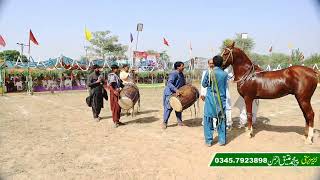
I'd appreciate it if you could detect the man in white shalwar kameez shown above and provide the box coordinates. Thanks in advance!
[234,96,259,128]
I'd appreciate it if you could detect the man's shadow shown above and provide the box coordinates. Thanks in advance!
[167,117,203,127]
[101,109,159,120]
[125,116,159,124]
[100,115,112,120]
[135,109,159,115]
[182,117,203,127]
[180,116,319,145]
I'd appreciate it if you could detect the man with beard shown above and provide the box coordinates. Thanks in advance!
[87,64,108,122]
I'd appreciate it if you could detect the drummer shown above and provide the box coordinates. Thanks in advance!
[162,61,186,129]
[108,64,125,128]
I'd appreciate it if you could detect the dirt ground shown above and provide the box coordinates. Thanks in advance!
[0,83,320,180]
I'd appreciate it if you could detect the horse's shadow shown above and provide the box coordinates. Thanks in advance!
[182,116,319,144]
[254,117,304,135]
[227,116,320,144]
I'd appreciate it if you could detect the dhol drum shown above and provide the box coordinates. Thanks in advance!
[169,84,199,112]
[118,83,140,110]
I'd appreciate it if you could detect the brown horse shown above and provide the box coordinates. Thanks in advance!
[221,42,319,144]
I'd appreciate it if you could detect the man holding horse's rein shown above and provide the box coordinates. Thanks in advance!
[200,59,233,130]
[202,56,228,146]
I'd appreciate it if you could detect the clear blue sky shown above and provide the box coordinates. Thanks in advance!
[0,0,320,61]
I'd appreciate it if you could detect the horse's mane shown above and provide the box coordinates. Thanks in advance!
[235,47,263,72]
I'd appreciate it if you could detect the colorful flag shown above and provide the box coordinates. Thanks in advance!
[163,37,169,46]
[268,46,272,53]
[0,35,6,47]
[130,33,133,43]
[84,27,92,41]
[29,30,39,45]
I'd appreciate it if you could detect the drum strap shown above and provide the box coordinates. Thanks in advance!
[210,69,225,126]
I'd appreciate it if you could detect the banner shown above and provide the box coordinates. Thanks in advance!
[133,51,160,59]
[210,153,320,167]
[133,51,162,71]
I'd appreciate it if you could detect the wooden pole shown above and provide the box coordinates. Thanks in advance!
[0,68,3,96]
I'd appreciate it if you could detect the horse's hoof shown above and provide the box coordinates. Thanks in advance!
[305,137,313,145]
[246,127,253,138]
[302,136,307,141]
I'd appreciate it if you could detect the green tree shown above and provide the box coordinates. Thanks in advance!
[303,54,320,66]
[220,34,255,54]
[220,38,234,52]
[146,50,159,54]
[269,53,290,66]
[0,50,28,62]
[88,31,128,60]
[233,33,255,54]
[159,51,170,62]
[290,48,303,65]
[248,52,290,68]
[249,53,270,66]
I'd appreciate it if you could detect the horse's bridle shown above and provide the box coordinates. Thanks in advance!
[221,47,233,66]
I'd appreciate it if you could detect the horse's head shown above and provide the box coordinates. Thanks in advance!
[221,41,236,69]
[221,42,263,74]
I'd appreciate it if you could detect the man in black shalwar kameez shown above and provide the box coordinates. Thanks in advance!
[87,65,107,122]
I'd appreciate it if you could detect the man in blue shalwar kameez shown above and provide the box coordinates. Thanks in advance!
[202,56,228,146]
[162,61,186,129]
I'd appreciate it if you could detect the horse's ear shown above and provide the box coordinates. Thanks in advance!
[230,41,235,49]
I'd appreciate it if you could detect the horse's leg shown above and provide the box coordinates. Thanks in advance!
[244,97,254,138]
[131,105,134,118]
[295,96,314,144]
[137,98,141,113]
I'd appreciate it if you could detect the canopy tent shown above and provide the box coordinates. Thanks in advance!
[3,56,130,71]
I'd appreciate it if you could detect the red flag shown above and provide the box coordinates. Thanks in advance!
[163,37,169,46]
[0,35,6,47]
[268,46,272,53]
[29,30,39,45]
